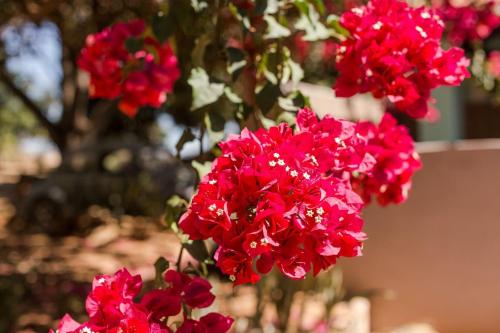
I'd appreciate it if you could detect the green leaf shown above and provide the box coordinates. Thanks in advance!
[282,56,304,87]
[264,0,279,14]
[328,15,350,37]
[277,110,298,125]
[175,128,196,157]
[256,111,276,129]
[227,47,247,76]
[264,15,291,39]
[204,112,225,145]
[152,13,175,43]
[294,1,310,21]
[295,4,330,41]
[191,160,212,179]
[164,195,188,230]
[278,90,309,112]
[188,68,225,110]
[154,257,169,287]
[125,37,144,54]
[191,0,208,12]
[256,83,281,113]
[228,60,247,76]
[311,0,326,15]
[184,240,210,262]
[258,50,279,85]
[224,87,243,104]
[278,96,297,111]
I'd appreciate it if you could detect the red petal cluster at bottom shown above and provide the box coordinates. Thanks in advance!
[51,268,233,333]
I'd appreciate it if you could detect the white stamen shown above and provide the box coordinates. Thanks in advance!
[316,207,324,215]
[216,208,224,216]
[208,204,216,211]
[352,7,363,15]
[229,275,236,282]
[273,153,280,158]
[269,160,277,167]
[306,210,314,217]
[303,172,310,180]
[97,278,105,284]
[415,26,427,38]
[250,241,257,248]
[421,11,431,19]
[290,170,298,177]
[209,179,217,185]
[373,21,383,30]
[80,328,95,333]
[285,166,290,172]
[277,159,285,166]
[315,216,322,223]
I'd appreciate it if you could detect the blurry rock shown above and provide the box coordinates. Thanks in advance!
[85,223,120,247]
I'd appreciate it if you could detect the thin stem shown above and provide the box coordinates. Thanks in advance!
[176,243,185,272]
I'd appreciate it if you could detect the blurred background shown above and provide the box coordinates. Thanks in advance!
[0,0,499,332]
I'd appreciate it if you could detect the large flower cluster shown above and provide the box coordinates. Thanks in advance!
[334,0,470,119]
[435,0,500,46]
[352,113,422,205]
[51,268,233,333]
[180,109,373,285]
[78,20,180,117]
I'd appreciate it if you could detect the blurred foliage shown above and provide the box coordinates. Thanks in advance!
[0,85,41,149]
[0,0,161,151]
[0,0,349,156]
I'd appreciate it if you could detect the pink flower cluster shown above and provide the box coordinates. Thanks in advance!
[352,113,422,206]
[78,20,180,117]
[334,0,470,119]
[51,268,233,333]
[436,0,500,46]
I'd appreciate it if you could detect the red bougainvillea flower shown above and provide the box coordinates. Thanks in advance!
[176,313,234,333]
[435,0,500,46]
[78,20,145,100]
[163,269,216,308]
[295,108,375,176]
[333,0,470,119]
[180,112,369,285]
[78,20,180,117]
[352,113,421,205]
[50,268,232,333]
